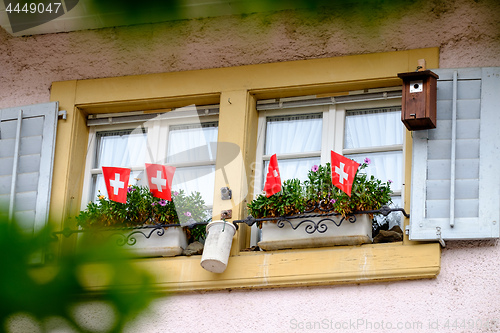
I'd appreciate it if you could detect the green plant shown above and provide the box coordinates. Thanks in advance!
[0,209,155,333]
[76,186,209,241]
[303,163,335,203]
[333,161,393,217]
[247,160,392,220]
[247,178,307,219]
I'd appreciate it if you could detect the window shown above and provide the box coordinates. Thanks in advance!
[167,122,218,208]
[263,112,323,182]
[343,106,404,227]
[51,48,443,291]
[81,107,219,209]
[252,93,405,244]
[255,92,403,206]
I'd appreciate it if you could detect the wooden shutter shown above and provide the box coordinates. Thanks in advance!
[0,102,59,235]
[409,68,500,241]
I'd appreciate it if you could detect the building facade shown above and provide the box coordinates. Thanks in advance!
[1,0,500,332]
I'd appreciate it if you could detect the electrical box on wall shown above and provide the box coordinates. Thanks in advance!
[398,70,439,131]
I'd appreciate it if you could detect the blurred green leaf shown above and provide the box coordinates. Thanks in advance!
[0,209,157,333]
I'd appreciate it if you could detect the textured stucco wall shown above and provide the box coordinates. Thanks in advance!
[1,0,500,332]
[1,0,500,109]
[123,240,500,333]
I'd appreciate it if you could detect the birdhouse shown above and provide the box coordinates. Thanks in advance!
[398,70,439,131]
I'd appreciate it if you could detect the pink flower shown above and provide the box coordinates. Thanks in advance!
[364,158,371,165]
[173,191,179,196]
[311,165,319,172]
[159,200,167,206]
[388,179,393,184]
[184,212,192,217]
[330,199,336,204]
[151,202,157,207]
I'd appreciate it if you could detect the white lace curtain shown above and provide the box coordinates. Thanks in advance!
[93,129,148,200]
[344,108,403,192]
[264,114,322,182]
[167,123,218,206]
[264,108,403,193]
[92,123,218,206]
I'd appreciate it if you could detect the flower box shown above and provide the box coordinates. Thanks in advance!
[79,226,188,257]
[106,226,188,257]
[247,160,392,252]
[76,185,208,257]
[257,214,372,251]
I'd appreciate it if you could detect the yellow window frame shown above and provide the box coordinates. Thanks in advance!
[50,48,441,292]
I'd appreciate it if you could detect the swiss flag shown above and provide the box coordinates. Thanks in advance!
[331,151,360,197]
[263,154,282,198]
[102,166,131,203]
[145,163,176,201]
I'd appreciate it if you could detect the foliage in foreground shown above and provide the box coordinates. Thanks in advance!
[0,210,156,333]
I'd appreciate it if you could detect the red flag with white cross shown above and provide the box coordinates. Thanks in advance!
[102,166,131,203]
[263,154,282,198]
[145,163,176,201]
[331,151,360,197]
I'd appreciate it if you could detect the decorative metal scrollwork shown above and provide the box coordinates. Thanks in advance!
[233,205,409,234]
[274,214,357,234]
[51,222,208,247]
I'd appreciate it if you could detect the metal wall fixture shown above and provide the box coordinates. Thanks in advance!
[220,187,232,200]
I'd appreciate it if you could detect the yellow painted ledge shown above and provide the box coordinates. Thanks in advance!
[82,242,441,292]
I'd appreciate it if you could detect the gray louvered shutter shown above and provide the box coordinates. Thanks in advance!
[0,102,59,236]
[409,68,500,241]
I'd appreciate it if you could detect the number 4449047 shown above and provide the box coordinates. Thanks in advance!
[5,2,62,14]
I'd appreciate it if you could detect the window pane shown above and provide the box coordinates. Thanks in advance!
[346,151,403,191]
[265,114,322,155]
[344,107,403,149]
[172,166,215,207]
[95,129,148,168]
[167,122,218,164]
[263,157,321,186]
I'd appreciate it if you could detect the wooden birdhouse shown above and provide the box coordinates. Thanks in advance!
[398,69,439,131]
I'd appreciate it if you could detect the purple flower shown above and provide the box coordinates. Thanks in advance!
[330,199,336,204]
[388,179,393,184]
[151,202,157,207]
[364,158,371,165]
[311,165,319,172]
[173,191,179,196]
[127,187,136,193]
[159,200,167,206]
[184,212,192,217]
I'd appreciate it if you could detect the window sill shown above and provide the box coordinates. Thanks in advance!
[80,242,441,292]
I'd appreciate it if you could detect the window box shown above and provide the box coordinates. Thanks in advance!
[78,225,189,257]
[73,185,208,257]
[258,214,372,251]
[246,160,394,250]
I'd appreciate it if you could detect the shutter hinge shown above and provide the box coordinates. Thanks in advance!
[58,110,67,120]
[436,227,446,247]
[405,225,410,235]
